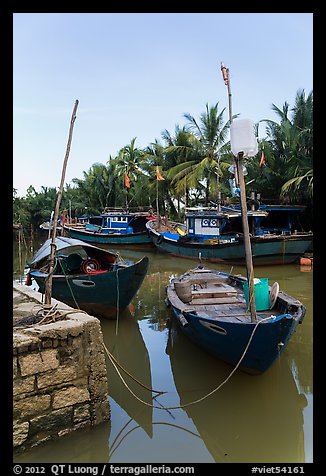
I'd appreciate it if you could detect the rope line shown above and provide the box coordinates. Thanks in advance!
[108,421,201,460]
[13,303,87,328]
[103,315,273,411]
[115,267,120,335]
[105,346,166,395]
[25,266,273,410]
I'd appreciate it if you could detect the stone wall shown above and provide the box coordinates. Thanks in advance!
[13,283,110,452]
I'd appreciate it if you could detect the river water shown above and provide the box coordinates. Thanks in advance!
[13,233,313,463]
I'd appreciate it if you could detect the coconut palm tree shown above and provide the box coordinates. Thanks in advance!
[142,139,180,217]
[166,103,234,206]
[72,162,111,213]
[261,90,313,203]
[115,137,148,208]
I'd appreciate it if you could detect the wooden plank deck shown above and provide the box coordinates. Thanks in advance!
[190,296,240,305]
[192,283,238,299]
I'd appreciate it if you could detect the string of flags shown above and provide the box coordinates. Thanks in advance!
[124,166,165,188]
[125,155,263,190]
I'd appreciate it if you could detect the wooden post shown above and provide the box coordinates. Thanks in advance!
[221,63,239,188]
[235,152,256,322]
[18,226,22,280]
[44,100,79,305]
[29,223,34,254]
[48,211,54,239]
[156,165,160,223]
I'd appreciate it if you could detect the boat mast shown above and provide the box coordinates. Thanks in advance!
[44,100,79,305]
[220,64,256,322]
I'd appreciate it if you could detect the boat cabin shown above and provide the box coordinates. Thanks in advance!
[185,208,268,243]
[78,209,153,235]
[221,204,307,236]
[253,204,307,235]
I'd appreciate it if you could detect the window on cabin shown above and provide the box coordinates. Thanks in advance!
[188,218,195,234]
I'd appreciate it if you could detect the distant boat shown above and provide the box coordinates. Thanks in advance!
[39,221,62,232]
[165,265,306,374]
[63,208,154,247]
[146,206,313,265]
[222,202,311,236]
[27,237,149,319]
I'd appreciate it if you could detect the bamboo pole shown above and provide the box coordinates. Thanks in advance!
[48,211,54,239]
[44,100,79,305]
[221,64,256,322]
[221,63,233,125]
[235,153,257,322]
[220,63,239,187]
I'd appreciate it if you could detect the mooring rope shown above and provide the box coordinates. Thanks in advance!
[115,266,120,336]
[104,345,166,395]
[103,342,166,399]
[108,421,201,460]
[13,303,87,328]
[104,315,274,410]
[23,262,273,410]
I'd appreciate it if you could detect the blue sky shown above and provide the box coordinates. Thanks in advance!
[13,12,313,196]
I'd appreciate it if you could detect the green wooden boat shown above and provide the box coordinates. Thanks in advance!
[27,237,149,319]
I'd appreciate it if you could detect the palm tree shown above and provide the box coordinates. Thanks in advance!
[167,103,234,206]
[115,137,147,208]
[143,139,178,217]
[261,90,313,203]
[72,163,111,213]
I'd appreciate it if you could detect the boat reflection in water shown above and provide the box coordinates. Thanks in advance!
[100,308,154,451]
[165,317,308,463]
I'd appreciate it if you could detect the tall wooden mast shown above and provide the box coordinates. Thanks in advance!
[44,100,79,305]
[220,64,256,322]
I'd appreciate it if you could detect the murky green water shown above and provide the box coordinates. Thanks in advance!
[13,232,313,463]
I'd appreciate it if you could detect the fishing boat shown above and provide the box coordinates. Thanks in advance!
[165,63,308,374]
[62,208,154,247]
[165,265,306,374]
[146,207,313,265]
[222,201,312,234]
[27,236,149,319]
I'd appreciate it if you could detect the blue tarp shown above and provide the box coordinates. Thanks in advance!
[161,232,180,241]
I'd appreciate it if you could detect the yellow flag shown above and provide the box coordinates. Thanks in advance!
[156,165,165,181]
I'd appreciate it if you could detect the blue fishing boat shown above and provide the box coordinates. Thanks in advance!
[63,208,154,247]
[27,237,149,319]
[165,265,306,374]
[146,207,313,265]
[222,201,311,236]
[165,64,308,375]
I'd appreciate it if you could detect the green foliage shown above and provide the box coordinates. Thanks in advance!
[13,90,313,228]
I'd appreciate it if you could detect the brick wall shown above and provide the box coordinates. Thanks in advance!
[13,284,110,452]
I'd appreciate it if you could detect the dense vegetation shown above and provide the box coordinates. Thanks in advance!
[13,89,313,230]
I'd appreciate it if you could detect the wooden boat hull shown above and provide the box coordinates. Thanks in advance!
[29,237,149,319]
[169,305,301,374]
[147,222,312,265]
[166,266,306,374]
[63,224,153,246]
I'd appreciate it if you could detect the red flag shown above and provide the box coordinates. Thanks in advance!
[124,173,130,188]
[259,150,265,168]
[156,165,165,181]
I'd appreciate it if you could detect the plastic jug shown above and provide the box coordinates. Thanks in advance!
[230,118,258,157]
